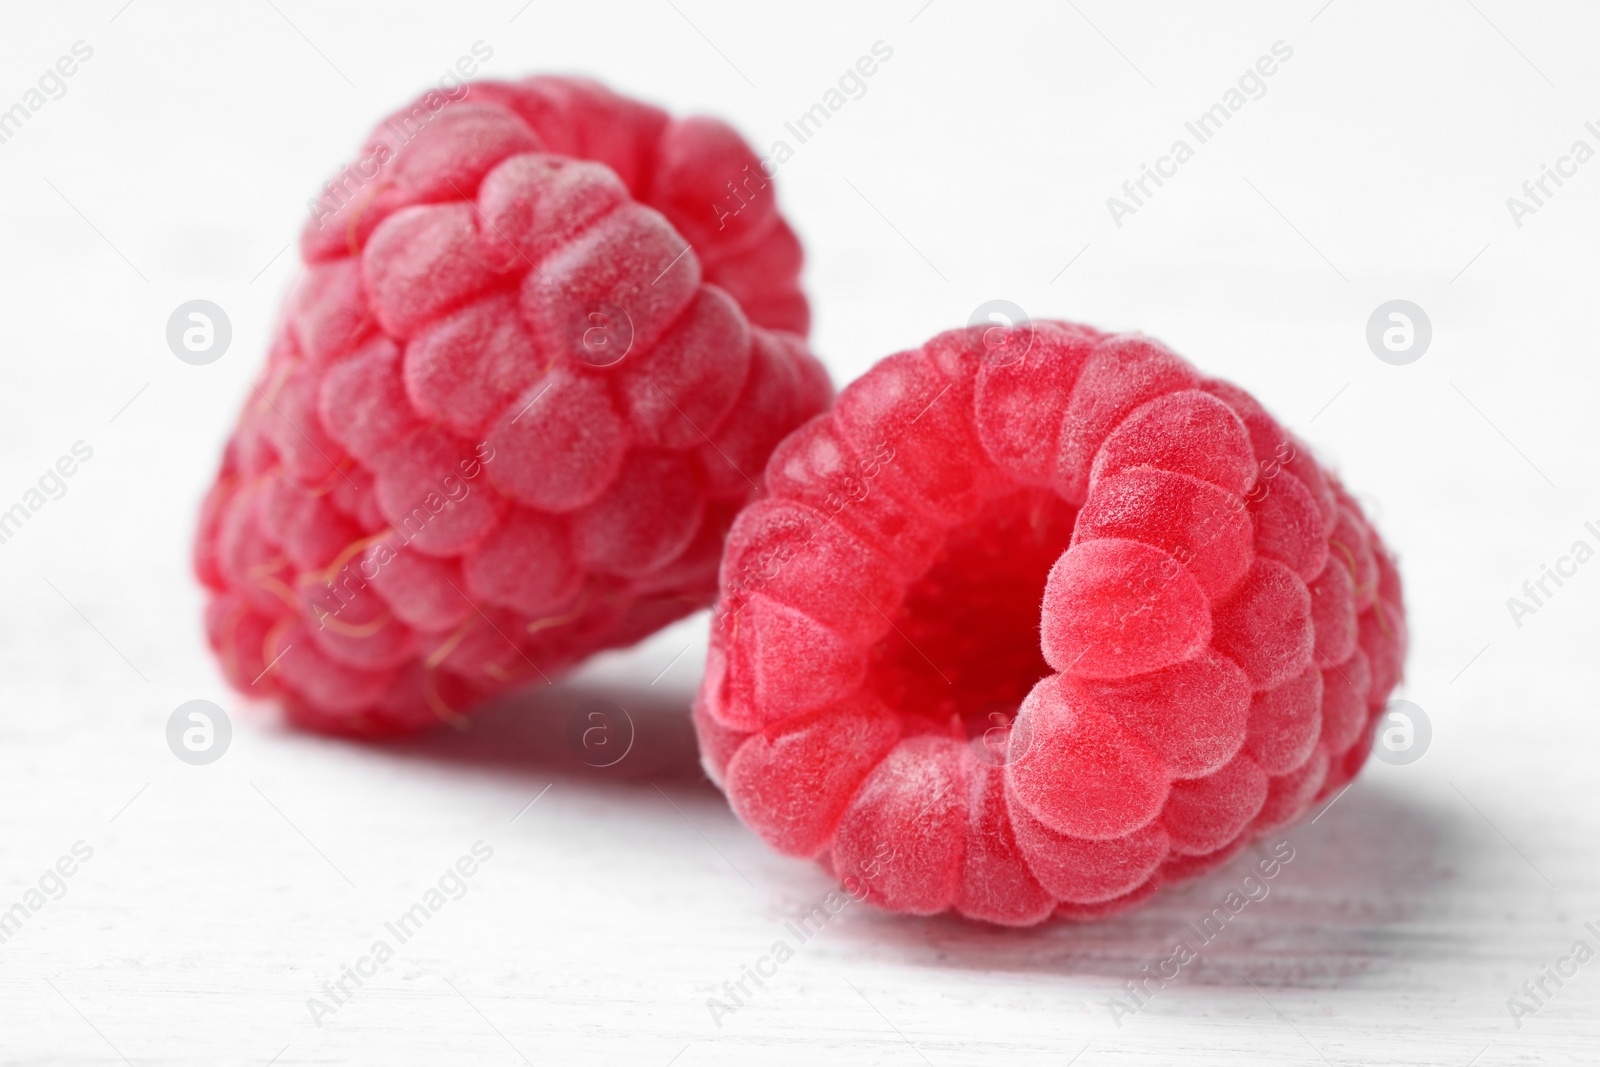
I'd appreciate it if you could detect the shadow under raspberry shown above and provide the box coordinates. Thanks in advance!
[369,678,710,787]
[346,685,1486,997]
[817,780,1479,989]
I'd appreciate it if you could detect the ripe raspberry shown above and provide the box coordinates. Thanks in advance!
[195,76,831,734]
[695,321,1405,925]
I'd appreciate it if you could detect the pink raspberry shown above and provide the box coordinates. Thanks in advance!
[195,76,831,734]
[696,321,1406,925]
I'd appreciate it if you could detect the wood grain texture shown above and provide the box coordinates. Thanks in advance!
[1,616,1596,1066]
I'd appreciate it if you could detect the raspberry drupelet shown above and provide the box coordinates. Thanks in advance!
[696,321,1405,925]
[195,77,831,734]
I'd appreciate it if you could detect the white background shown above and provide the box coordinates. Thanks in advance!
[1,1,1597,1064]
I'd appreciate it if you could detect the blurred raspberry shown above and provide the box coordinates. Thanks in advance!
[196,76,830,735]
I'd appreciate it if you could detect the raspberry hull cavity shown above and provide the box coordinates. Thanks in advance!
[697,322,1405,925]
[196,76,830,734]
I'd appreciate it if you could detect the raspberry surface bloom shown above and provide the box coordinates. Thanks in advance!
[695,321,1405,925]
[195,76,831,734]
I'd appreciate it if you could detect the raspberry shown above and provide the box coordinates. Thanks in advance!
[697,321,1406,926]
[195,76,831,734]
